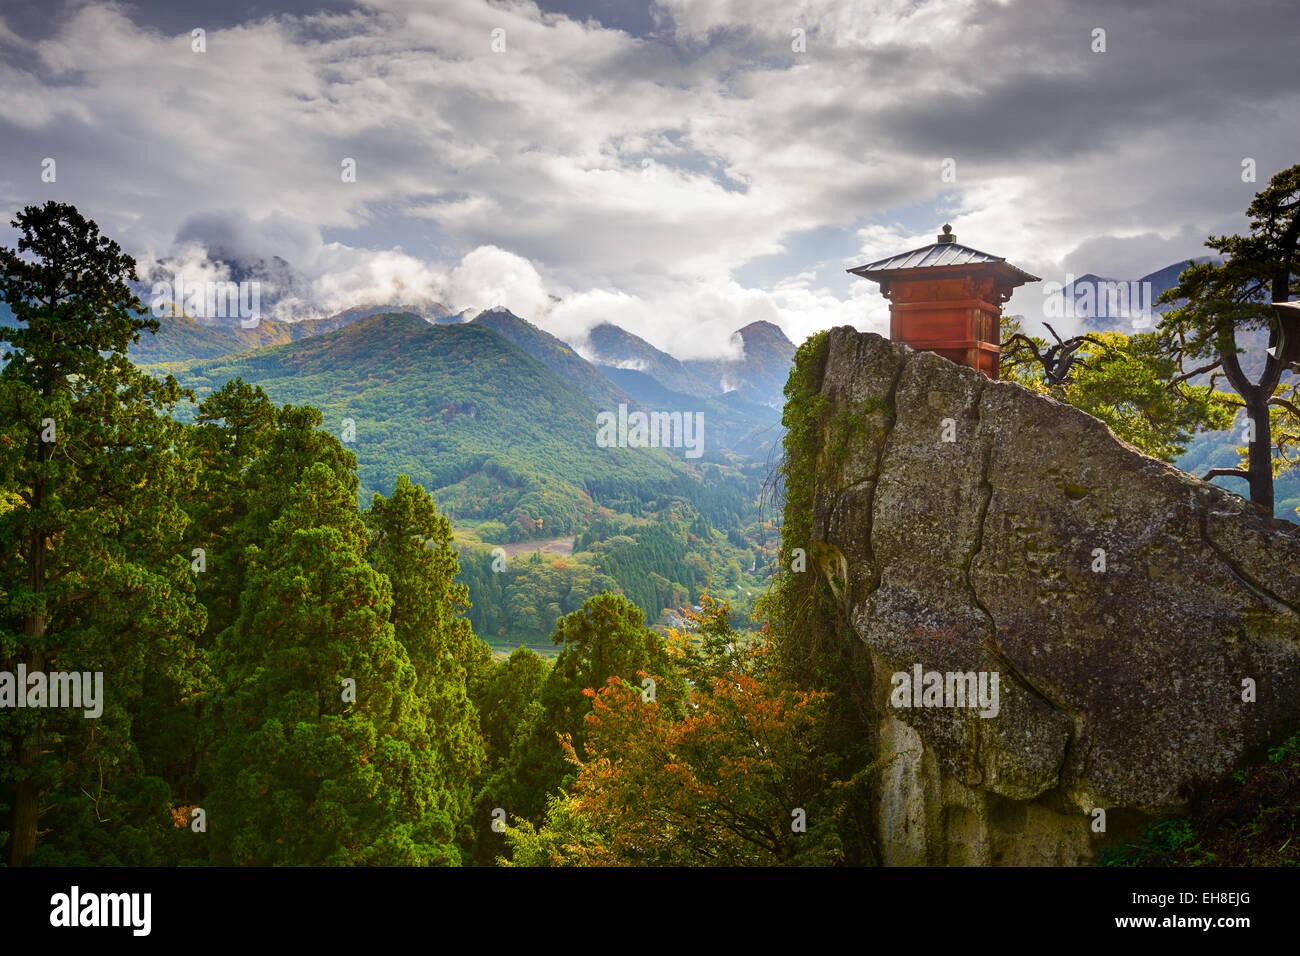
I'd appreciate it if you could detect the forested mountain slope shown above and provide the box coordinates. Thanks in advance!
[158,312,683,536]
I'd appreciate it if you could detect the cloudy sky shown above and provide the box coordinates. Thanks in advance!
[1,0,1298,359]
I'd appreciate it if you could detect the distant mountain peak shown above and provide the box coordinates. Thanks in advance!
[736,319,790,339]
[350,309,429,328]
[472,307,529,326]
[469,307,632,408]
[324,300,451,324]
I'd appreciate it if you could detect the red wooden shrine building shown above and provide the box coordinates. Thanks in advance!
[849,225,1039,379]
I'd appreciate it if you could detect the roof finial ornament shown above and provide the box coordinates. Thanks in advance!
[938,223,955,244]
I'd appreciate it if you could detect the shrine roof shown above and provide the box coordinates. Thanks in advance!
[848,225,1040,285]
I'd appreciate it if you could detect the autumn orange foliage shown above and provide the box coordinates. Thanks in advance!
[505,597,855,866]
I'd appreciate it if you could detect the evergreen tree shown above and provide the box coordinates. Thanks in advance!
[0,201,206,865]
[364,475,486,841]
[210,463,457,865]
[186,378,279,643]
[130,379,282,827]
[1157,164,1300,512]
[238,403,359,550]
[472,646,550,771]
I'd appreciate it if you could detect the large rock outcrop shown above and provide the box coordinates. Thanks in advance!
[807,328,1300,865]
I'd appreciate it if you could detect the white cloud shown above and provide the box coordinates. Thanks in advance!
[310,245,449,315]
[445,245,551,319]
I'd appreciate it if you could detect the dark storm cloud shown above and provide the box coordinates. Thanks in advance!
[863,0,1299,163]
[0,0,366,39]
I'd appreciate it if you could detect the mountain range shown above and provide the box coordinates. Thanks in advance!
[141,303,792,541]
[583,319,795,409]
[114,296,794,464]
[165,312,682,532]
[121,300,456,364]
[1053,258,1217,329]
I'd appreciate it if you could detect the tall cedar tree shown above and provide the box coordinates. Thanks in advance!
[133,379,281,815]
[186,378,279,643]
[364,475,487,841]
[188,394,357,842]
[1158,164,1300,513]
[210,463,459,865]
[0,201,206,865]
[472,645,549,772]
